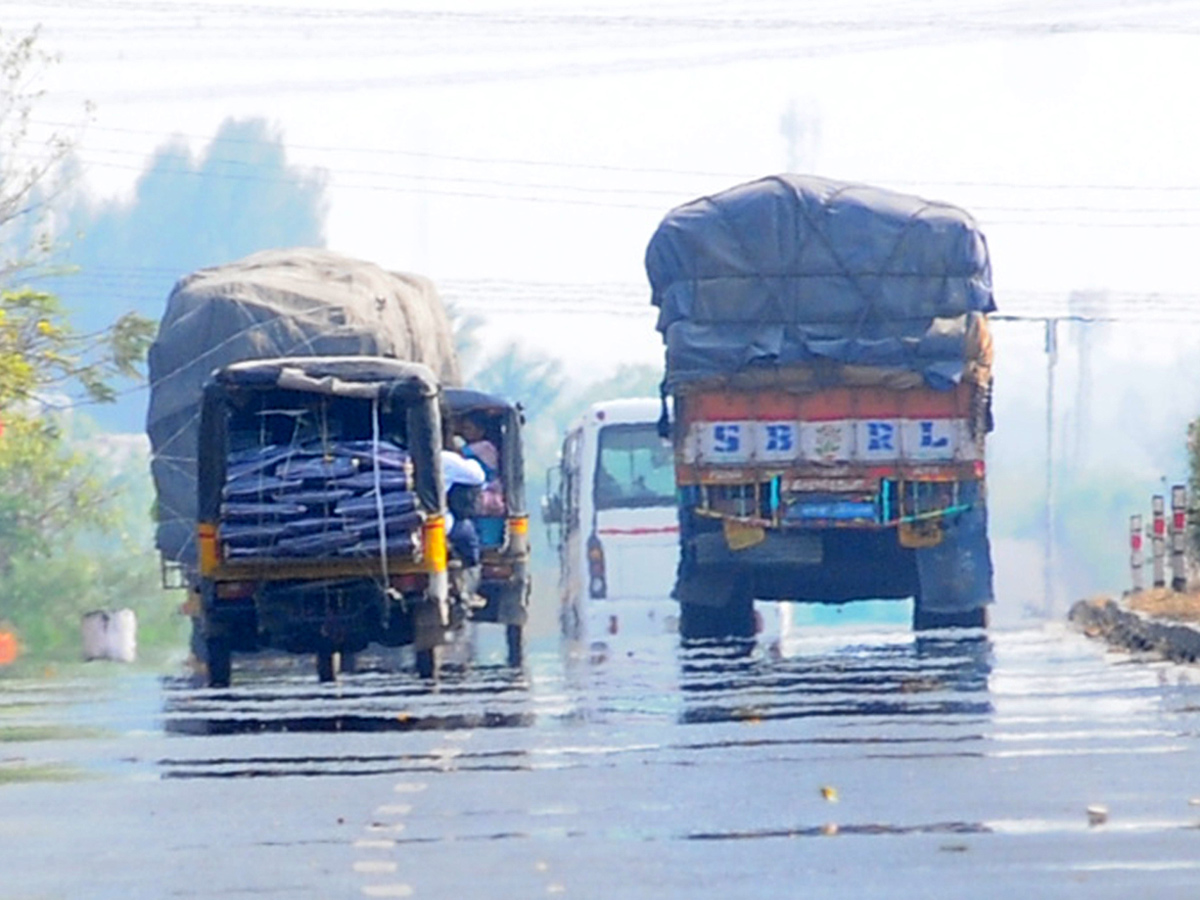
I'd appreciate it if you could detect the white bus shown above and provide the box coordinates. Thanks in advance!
[544,398,681,643]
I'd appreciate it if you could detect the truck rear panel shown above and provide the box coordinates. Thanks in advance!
[676,384,985,531]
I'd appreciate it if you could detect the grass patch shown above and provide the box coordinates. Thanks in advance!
[0,725,110,743]
[0,762,85,784]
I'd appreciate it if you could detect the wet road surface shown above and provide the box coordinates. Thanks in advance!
[4,616,1200,899]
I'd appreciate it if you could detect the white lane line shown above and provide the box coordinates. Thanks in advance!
[366,822,407,834]
[375,804,413,816]
[394,781,428,793]
[354,861,399,875]
[360,885,414,898]
[354,839,396,850]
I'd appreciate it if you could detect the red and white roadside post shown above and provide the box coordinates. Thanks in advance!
[1130,514,1144,593]
[1151,495,1167,589]
[1171,484,1188,592]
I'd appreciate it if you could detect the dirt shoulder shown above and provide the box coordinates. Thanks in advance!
[1069,589,1200,663]
[1123,587,1200,623]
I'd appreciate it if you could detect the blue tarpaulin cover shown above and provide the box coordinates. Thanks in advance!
[645,175,995,390]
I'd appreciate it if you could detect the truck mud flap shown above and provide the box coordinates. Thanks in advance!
[915,504,993,613]
[692,529,822,568]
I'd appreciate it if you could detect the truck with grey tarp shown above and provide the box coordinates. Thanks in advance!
[147,248,480,684]
[645,174,995,637]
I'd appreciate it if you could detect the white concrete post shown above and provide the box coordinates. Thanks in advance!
[1152,494,1167,589]
[1171,484,1188,592]
[1130,514,1144,593]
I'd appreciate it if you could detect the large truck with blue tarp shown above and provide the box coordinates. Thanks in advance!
[645,175,995,637]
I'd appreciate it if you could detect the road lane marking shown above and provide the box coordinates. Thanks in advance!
[354,839,396,850]
[375,804,413,816]
[354,861,399,874]
[361,885,414,898]
[366,822,407,834]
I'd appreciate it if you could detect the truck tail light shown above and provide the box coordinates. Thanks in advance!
[507,514,529,554]
[422,515,448,573]
[198,522,219,576]
[587,533,607,599]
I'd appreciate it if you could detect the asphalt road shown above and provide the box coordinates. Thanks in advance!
[4,611,1200,899]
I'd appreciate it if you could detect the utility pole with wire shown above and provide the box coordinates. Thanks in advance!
[779,98,821,174]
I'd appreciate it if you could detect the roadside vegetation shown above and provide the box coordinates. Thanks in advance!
[0,26,327,670]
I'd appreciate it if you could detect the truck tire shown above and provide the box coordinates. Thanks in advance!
[416,646,439,680]
[316,646,337,683]
[912,499,992,632]
[913,605,988,631]
[206,635,232,688]
[505,624,524,668]
[680,580,755,641]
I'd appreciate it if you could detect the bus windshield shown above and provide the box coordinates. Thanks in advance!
[593,423,675,510]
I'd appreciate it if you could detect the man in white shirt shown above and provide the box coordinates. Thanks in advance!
[442,442,486,606]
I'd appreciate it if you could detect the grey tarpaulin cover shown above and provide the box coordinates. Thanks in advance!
[146,248,460,563]
[645,174,996,390]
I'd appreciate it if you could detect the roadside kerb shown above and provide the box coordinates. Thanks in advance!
[1068,595,1200,664]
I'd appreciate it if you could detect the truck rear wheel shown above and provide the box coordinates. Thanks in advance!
[505,624,524,668]
[316,645,337,683]
[416,646,439,679]
[913,605,988,631]
[680,579,755,641]
[206,635,232,688]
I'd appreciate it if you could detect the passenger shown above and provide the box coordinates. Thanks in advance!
[457,412,506,516]
[441,441,486,570]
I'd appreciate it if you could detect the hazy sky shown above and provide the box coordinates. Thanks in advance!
[12,0,1200,378]
[12,0,1200,608]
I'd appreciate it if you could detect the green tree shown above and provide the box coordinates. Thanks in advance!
[0,26,159,663]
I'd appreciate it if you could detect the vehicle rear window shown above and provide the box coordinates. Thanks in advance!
[594,423,675,510]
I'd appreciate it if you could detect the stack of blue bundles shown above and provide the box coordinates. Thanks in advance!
[220,439,419,559]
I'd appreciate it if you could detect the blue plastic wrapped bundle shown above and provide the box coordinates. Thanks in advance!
[335,439,412,471]
[226,445,313,479]
[335,490,418,519]
[220,521,287,548]
[339,533,421,557]
[278,455,360,481]
[220,501,307,521]
[223,475,305,499]
[336,470,411,492]
[346,509,424,538]
[274,529,360,557]
[279,516,354,537]
[272,488,355,507]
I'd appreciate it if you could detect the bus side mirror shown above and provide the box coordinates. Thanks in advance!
[541,492,563,525]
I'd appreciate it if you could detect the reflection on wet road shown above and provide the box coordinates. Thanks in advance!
[4,616,1200,898]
